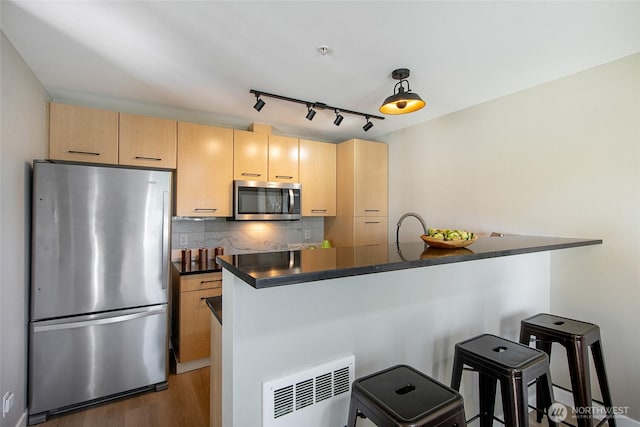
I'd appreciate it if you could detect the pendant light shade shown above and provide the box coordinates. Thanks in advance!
[379,68,426,115]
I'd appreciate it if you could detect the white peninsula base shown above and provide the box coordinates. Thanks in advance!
[221,251,551,426]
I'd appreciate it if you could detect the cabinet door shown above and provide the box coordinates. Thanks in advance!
[178,287,221,363]
[49,103,118,164]
[233,130,268,180]
[354,140,388,216]
[268,135,299,182]
[354,216,388,246]
[177,122,233,217]
[119,113,177,168]
[299,139,336,216]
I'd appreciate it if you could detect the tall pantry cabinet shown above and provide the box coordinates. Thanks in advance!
[325,139,388,247]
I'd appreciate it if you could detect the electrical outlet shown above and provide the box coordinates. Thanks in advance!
[179,234,188,246]
[2,391,14,418]
[304,230,311,240]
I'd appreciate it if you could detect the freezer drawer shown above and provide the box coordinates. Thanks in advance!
[28,305,168,418]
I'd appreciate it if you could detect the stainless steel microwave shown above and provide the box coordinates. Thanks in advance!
[233,180,301,220]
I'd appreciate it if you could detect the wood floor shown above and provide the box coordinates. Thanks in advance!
[38,367,210,427]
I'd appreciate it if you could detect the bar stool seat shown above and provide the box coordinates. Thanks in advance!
[519,313,616,427]
[451,333,557,427]
[347,364,466,427]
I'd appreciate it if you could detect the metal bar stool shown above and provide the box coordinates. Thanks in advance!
[451,333,557,427]
[347,364,466,427]
[519,313,616,427]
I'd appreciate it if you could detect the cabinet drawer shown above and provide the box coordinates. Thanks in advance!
[180,271,222,292]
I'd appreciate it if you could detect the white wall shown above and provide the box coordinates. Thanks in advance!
[381,53,640,419]
[0,31,49,427]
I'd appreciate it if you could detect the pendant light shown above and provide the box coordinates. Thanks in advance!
[379,68,426,115]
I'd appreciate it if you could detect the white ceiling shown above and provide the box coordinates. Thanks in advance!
[2,1,639,142]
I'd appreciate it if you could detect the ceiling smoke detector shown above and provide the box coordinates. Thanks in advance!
[318,45,329,55]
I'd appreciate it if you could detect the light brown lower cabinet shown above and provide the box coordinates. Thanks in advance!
[172,271,222,364]
[354,216,388,246]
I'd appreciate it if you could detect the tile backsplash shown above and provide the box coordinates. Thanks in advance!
[170,217,325,261]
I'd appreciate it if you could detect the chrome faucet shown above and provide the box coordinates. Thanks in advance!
[396,212,427,244]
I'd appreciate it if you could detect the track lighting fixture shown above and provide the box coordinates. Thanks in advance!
[363,116,373,132]
[249,89,384,132]
[379,68,425,115]
[306,104,316,121]
[333,110,344,126]
[253,93,265,112]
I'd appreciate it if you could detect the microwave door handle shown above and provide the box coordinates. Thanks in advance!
[288,189,294,214]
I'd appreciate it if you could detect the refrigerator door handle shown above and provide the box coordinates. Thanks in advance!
[33,306,167,332]
[161,190,170,290]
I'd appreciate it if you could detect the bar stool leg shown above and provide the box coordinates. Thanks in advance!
[591,340,616,427]
[479,373,497,427]
[451,351,463,392]
[536,340,553,423]
[567,341,593,427]
[500,376,528,427]
[346,398,359,427]
[539,369,558,427]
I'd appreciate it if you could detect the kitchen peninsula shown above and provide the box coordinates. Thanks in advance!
[214,234,601,427]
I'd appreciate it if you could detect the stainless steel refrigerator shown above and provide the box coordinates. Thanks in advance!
[28,160,171,425]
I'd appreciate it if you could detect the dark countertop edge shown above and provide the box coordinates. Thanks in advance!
[172,261,222,275]
[205,296,222,325]
[217,237,602,289]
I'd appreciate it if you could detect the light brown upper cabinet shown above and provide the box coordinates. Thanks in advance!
[299,139,336,216]
[176,122,233,217]
[325,139,388,247]
[233,130,268,180]
[119,113,177,169]
[268,135,299,183]
[351,139,388,217]
[49,102,118,164]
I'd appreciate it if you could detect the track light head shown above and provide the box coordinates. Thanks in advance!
[253,93,265,112]
[333,110,344,126]
[306,104,316,121]
[363,117,374,132]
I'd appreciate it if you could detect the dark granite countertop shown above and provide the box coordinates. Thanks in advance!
[206,296,222,325]
[216,234,602,289]
[172,260,222,275]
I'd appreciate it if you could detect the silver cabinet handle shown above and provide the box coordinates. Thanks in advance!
[200,280,222,285]
[135,156,162,161]
[68,150,100,156]
[193,208,217,212]
[276,175,293,179]
[241,173,261,177]
[364,209,381,212]
[365,221,381,224]
[311,209,327,213]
